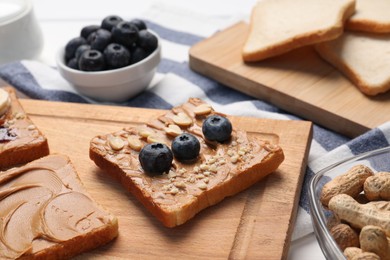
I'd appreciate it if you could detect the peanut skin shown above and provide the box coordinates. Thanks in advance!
[344,247,363,260]
[320,165,374,207]
[359,225,390,260]
[364,172,390,201]
[330,223,360,251]
[328,194,390,236]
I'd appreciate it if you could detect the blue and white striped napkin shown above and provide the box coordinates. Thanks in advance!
[0,3,389,241]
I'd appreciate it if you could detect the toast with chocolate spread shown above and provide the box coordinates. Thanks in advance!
[0,87,49,170]
[0,154,118,259]
[90,98,284,227]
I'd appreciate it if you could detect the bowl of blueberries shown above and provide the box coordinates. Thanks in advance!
[56,15,161,102]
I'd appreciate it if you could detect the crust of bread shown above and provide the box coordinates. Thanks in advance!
[20,218,119,260]
[346,0,390,33]
[89,98,284,227]
[0,154,118,259]
[0,87,49,170]
[90,145,284,227]
[315,32,390,96]
[242,0,356,62]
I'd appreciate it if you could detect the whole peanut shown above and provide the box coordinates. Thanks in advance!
[364,172,390,201]
[320,165,374,207]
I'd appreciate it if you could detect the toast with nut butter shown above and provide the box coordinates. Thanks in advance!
[0,87,49,170]
[0,154,118,259]
[90,98,284,227]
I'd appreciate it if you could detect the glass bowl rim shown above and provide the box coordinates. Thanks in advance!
[308,146,390,259]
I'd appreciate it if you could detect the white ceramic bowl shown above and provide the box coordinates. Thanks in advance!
[56,39,161,102]
[0,0,43,64]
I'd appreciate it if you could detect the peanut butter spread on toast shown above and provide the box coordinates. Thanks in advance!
[90,98,284,226]
[0,154,117,259]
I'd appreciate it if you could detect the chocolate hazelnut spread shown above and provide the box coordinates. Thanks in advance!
[90,98,284,226]
[0,154,116,259]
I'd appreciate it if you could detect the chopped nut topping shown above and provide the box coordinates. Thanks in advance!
[209,165,218,173]
[203,177,209,184]
[7,119,15,125]
[147,135,166,144]
[174,181,186,189]
[196,174,204,179]
[27,124,36,130]
[15,112,25,119]
[164,124,182,137]
[200,164,209,171]
[231,155,239,164]
[197,183,208,190]
[187,176,196,183]
[173,112,192,126]
[139,129,154,138]
[127,136,142,151]
[109,136,125,151]
[194,104,212,116]
[170,187,179,195]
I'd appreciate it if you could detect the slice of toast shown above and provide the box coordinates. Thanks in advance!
[0,87,49,170]
[315,31,390,96]
[0,154,118,259]
[242,0,356,62]
[90,98,284,227]
[346,0,390,33]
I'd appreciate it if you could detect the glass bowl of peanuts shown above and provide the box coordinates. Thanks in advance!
[309,146,390,260]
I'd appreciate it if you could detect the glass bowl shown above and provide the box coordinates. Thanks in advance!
[308,146,390,259]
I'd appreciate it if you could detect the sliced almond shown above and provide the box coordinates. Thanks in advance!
[139,129,154,138]
[173,112,192,127]
[147,135,166,144]
[194,104,212,116]
[127,136,142,151]
[164,124,182,137]
[108,136,125,151]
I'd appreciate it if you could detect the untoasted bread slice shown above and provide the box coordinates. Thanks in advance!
[90,98,284,227]
[0,154,118,259]
[315,31,390,96]
[0,87,49,170]
[346,0,390,33]
[242,0,356,62]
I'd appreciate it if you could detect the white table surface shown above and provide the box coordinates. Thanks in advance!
[20,0,327,258]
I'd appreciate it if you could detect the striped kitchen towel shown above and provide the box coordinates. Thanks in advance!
[0,2,389,241]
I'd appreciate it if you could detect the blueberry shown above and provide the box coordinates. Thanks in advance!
[101,15,123,31]
[80,25,100,39]
[78,50,106,71]
[137,30,158,53]
[88,29,112,51]
[172,133,200,161]
[129,46,147,64]
[75,44,91,60]
[130,19,147,31]
[104,43,130,69]
[111,21,139,48]
[67,58,78,70]
[202,115,232,142]
[139,143,173,175]
[65,37,87,61]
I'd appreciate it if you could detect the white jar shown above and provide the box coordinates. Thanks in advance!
[0,0,43,64]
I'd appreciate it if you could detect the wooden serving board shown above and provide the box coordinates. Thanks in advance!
[20,98,312,260]
[189,22,390,138]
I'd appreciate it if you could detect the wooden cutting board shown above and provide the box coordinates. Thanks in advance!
[189,22,390,138]
[19,98,312,260]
